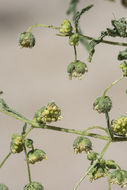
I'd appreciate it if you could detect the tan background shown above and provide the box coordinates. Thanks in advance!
[0,0,127,189]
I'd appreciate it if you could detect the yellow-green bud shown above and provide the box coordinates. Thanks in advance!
[106,160,117,169]
[67,60,88,80]
[93,96,112,114]
[87,152,98,161]
[109,170,127,188]
[25,139,33,148]
[24,182,44,190]
[69,33,79,46]
[111,116,127,136]
[120,61,127,76]
[33,102,62,124]
[27,149,47,164]
[73,136,92,154]
[0,184,9,190]
[59,19,72,35]
[10,133,23,154]
[19,32,35,48]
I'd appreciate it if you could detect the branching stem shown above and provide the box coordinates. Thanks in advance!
[27,24,60,32]
[73,140,111,190]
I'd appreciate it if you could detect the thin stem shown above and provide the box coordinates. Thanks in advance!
[23,126,34,139]
[27,24,60,32]
[0,152,11,168]
[74,45,77,62]
[108,177,111,190]
[73,140,111,190]
[23,143,32,184]
[105,112,113,140]
[82,126,109,136]
[79,34,127,47]
[103,76,124,97]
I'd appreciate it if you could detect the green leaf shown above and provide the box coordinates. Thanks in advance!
[74,5,93,32]
[22,123,27,135]
[66,0,79,15]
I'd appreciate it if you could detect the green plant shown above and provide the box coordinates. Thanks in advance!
[1,0,127,190]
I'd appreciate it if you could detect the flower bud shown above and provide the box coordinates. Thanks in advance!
[120,61,127,76]
[27,149,47,164]
[67,60,88,80]
[10,133,23,154]
[106,160,117,169]
[111,116,127,136]
[109,170,127,187]
[69,33,79,46]
[93,96,112,114]
[25,139,33,148]
[33,102,62,124]
[24,182,44,190]
[0,184,8,190]
[88,166,106,182]
[87,152,98,161]
[19,32,35,48]
[73,136,92,154]
[59,19,72,35]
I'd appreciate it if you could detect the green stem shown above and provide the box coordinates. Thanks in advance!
[27,24,60,32]
[23,126,34,139]
[105,112,113,140]
[23,143,32,184]
[0,152,11,168]
[73,140,111,190]
[79,34,127,47]
[82,126,109,136]
[74,45,77,62]
[108,177,111,190]
[103,76,124,97]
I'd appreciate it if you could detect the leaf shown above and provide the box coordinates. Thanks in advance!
[22,123,27,135]
[74,5,93,32]
[66,0,79,15]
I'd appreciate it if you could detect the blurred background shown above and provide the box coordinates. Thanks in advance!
[0,0,127,189]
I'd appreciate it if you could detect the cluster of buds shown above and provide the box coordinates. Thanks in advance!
[33,102,62,124]
[120,61,127,76]
[0,184,8,190]
[67,60,88,80]
[27,149,47,164]
[59,19,72,35]
[88,165,107,182]
[25,139,34,149]
[24,182,44,190]
[118,49,127,60]
[10,133,23,154]
[19,32,35,48]
[109,169,127,187]
[111,116,127,136]
[93,96,112,114]
[73,136,92,154]
[69,33,79,46]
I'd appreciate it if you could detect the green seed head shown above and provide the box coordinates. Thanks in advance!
[88,166,106,182]
[109,170,127,187]
[59,19,72,35]
[0,184,9,190]
[19,32,35,48]
[10,133,23,154]
[69,33,79,46]
[111,116,127,136]
[93,96,112,114]
[67,60,88,80]
[33,102,62,124]
[28,149,47,164]
[73,136,92,154]
[24,182,44,190]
